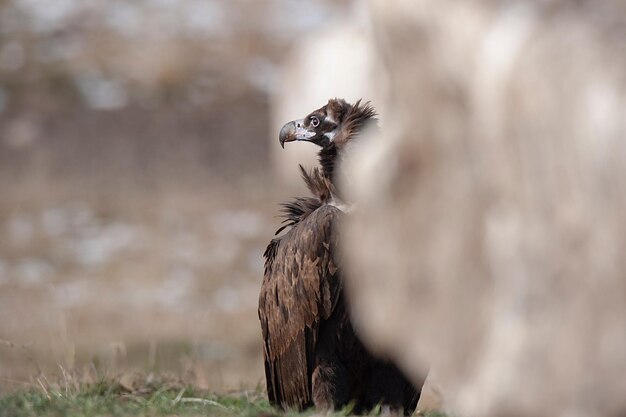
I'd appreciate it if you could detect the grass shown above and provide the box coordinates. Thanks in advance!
[0,377,273,417]
[0,381,273,417]
[0,373,448,417]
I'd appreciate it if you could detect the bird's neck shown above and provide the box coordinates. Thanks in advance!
[318,144,337,181]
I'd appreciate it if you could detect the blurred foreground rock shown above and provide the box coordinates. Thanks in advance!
[343,1,626,416]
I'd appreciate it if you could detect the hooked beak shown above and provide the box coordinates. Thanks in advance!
[279,119,315,149]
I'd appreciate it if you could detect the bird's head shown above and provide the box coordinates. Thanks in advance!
[279,98,352,149]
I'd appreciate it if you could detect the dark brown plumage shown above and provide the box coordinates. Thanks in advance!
[259,99,421,413]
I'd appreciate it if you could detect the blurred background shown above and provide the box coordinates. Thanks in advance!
[0,0,356,392]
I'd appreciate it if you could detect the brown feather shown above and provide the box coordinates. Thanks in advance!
[333,99,378,149]
[259,205,342,409]
[299,165,335,203]
[274,196,321,236]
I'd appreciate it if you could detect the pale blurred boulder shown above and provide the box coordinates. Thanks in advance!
[343,1,626,416]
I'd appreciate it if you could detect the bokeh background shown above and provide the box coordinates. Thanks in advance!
[0,0,353,392]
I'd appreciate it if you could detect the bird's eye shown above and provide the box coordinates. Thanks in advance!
[310,116,320,127]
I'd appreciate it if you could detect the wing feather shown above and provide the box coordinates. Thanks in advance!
[259,205,342,409]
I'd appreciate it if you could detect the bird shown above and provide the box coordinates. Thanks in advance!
[258,98,422,414]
